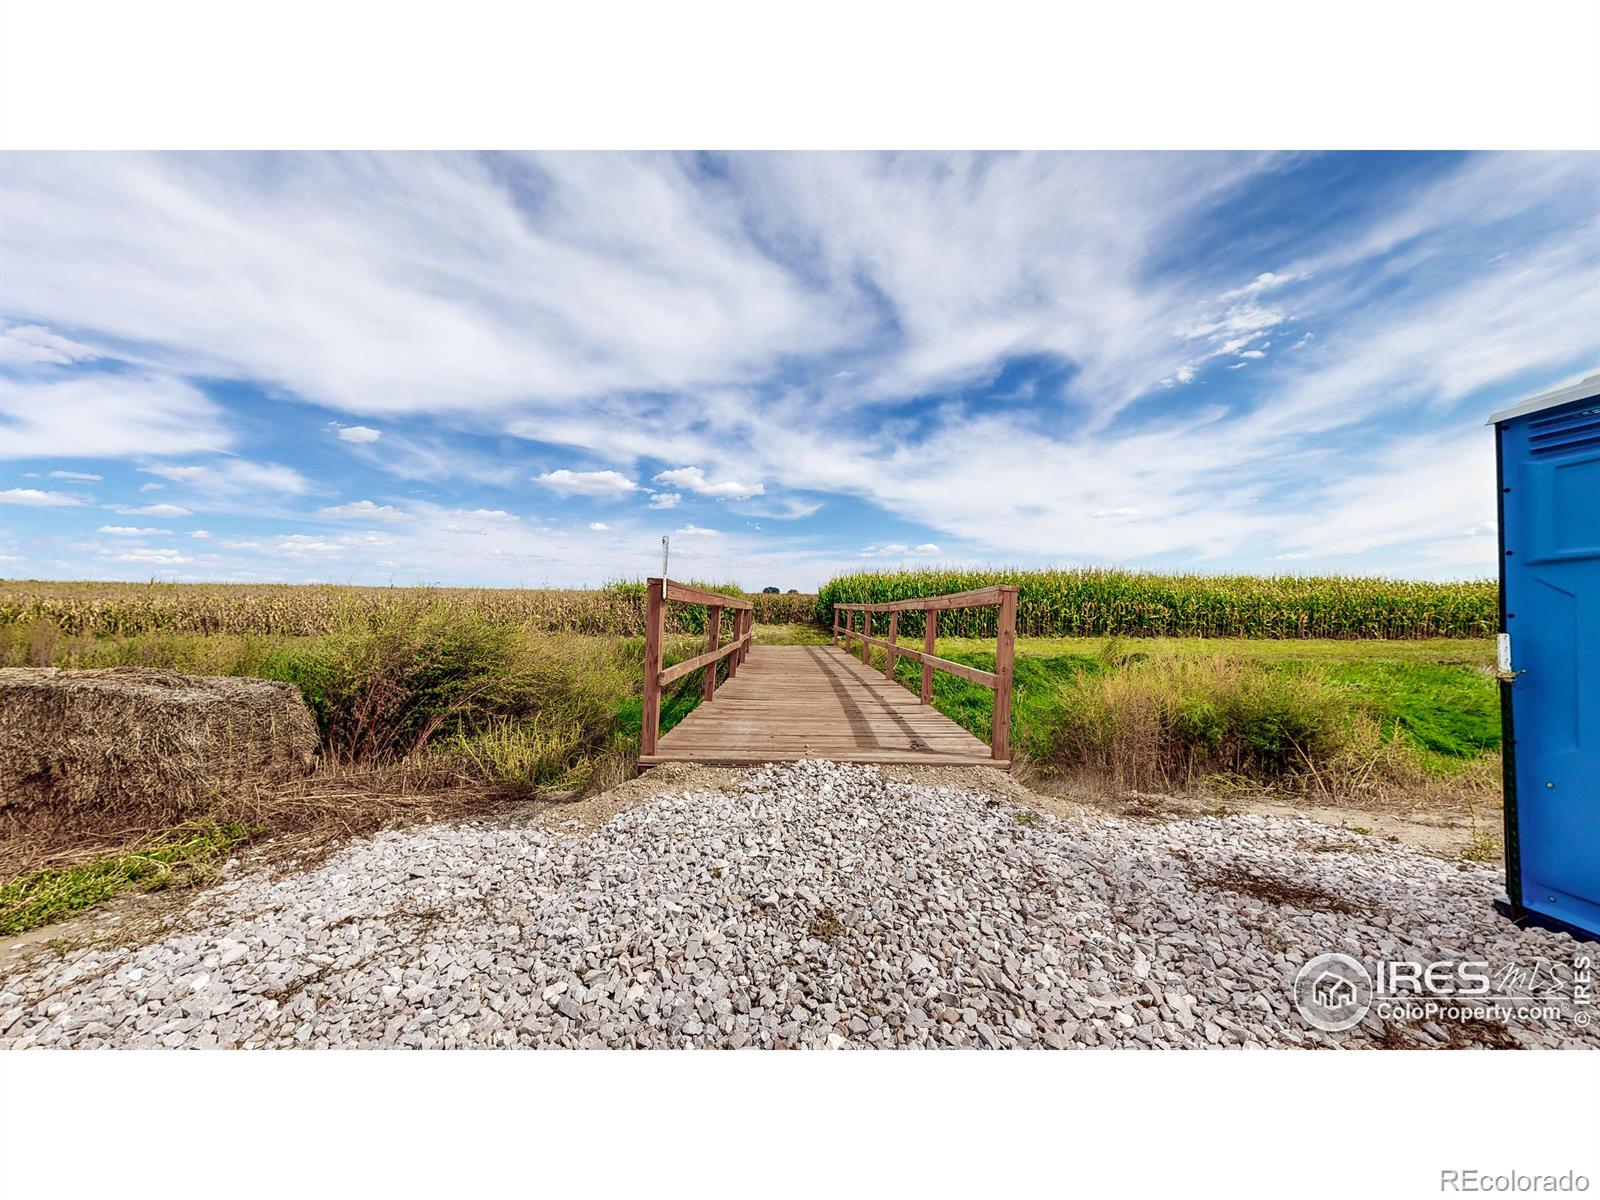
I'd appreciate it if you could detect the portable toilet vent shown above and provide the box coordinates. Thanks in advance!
[1490,371,1600,941]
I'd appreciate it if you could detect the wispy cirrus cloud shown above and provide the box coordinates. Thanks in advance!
[0,151,1595,586]
[0,322,99,366]
[0,372,231,459]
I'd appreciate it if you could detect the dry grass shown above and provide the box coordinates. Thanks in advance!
[1045,651,1497,804]
[0,667,319,845]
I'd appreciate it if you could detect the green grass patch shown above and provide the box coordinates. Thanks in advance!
[1314,661,1500,758]
[860,633,1499,793]
[0,820,256,937]
[874,645,1102,760]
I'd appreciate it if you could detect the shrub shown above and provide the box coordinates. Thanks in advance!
[1049,653,1375,793]
[260,603,636,769]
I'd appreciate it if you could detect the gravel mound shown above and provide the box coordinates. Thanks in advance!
[0,667,318,837]
[1,760,1591,1049]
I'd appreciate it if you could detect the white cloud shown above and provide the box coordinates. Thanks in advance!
[534,469,638,497]
[273,535,345,557]
[859,542,941,558]
[317,500,413,522]
[1180,301,1288,344]
[48,469,101,481]
[455,508,518,521]
[588,521,610,531]
[144,465,209,481]
[189,530,212,539]
[648,491,682,509]
[336,424,382,443]
[1254,427,1497,565]
[741,496,824,521]
[673,524,722,537]
[110,547,189,565]
[142,461,309,495]
[1218,271,1299,301]
[0,487,85,506]
[0,373,230,459]
[1091,507,1141,519]
[97,525,171,536]
[113,502,192,517]
[139,482,166,492]
[653,466,765,499]
[0,323,99,365]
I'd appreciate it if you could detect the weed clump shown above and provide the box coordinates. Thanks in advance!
[1049,655,1361,791]
[0,819,255,936]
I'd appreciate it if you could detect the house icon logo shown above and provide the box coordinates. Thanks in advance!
[1293,953,1373,1032]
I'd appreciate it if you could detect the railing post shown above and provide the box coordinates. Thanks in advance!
[921,607,936,703]
[991,585,1018,761]
[860,609,871,664]
[884,611,899,680]
[702,604,722,701]
[740,609,753,665]
[642,576,665,756]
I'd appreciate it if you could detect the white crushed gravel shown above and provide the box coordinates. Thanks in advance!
[2,760,1592,1049]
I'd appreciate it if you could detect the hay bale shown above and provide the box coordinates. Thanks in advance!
[0,667,319,836]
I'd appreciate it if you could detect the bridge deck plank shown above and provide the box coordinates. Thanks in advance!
[640,645,1005,768]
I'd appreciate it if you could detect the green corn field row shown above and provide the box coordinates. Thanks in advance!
[0,580,819,638]
[815,568,1497,639]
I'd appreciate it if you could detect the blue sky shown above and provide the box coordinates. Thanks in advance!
[0,151,1596,590]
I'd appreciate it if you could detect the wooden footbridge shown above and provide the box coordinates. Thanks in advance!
[638,579,1017,769]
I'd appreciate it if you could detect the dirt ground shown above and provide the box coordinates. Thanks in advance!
[1022,776,1499,858]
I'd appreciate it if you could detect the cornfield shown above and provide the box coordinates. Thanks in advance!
[0,580,819,638]
[815,568,1496,639]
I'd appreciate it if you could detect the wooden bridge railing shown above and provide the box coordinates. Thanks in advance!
[641,578,754,756]
[832,586,1018,762]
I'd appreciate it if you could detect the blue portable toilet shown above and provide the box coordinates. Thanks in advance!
[1491,371,1600,941]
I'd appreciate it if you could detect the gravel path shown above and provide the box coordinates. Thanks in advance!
[2,761,1593,1049]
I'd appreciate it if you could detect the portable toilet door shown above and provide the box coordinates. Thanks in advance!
[1492,371,1600,942]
